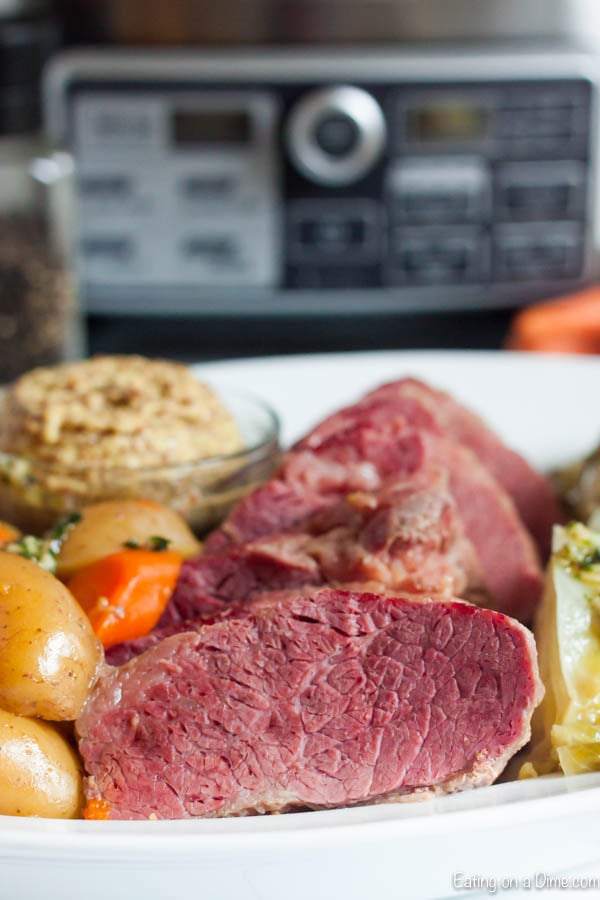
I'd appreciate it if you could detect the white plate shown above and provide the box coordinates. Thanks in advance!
[3,350,600,900]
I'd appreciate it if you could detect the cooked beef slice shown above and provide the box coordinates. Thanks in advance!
[204,479,332,555]
[205,420,542,621]
[160,476,484,629]
[77,588,543,820]
[296,377,561,556]
[105,614,236,666]
[423,432,542,622]
[205,422,424,554]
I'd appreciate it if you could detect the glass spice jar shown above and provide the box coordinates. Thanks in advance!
[0,5,84,383]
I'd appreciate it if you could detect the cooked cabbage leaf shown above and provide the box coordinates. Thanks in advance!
[520,522,600,778]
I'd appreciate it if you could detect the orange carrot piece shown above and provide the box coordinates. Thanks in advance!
[83,798,111,820]
[66,549,183,649]
[506,286,600,353]
[0,521,20,546]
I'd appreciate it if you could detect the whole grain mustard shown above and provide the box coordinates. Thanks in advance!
[0,355,243,471]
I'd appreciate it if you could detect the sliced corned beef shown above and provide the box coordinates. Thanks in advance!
[205,423,423,554]
[296,376,561,556]
[77,588,543,820]
[160,475,483,628]
[106,611,244,666]
[423,432,542,622]
[205,420,542,621]
[205,479,332,555]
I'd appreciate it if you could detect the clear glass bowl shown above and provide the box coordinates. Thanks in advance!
[0,389,280,536]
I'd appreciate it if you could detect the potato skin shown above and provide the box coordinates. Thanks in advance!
[0,709,83,817]
[0,552,102,720]
[57,499,202,579]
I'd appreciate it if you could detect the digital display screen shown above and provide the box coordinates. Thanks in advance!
[172,110,251,146]
[408,104,489,142]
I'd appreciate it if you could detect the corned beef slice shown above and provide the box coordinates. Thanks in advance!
[204,479,333,555]
[296,377,561,557]
[424,432,542,622]
[106,612,244,666]
[303,421,543,621]
[162,476,484,628]
[106,621,195,666]
[112,477,481,664]
[204,421,542,621]
[205,422,423,554]
[77,589,543,820]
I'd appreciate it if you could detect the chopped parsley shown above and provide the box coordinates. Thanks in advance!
[123,535,171,552]
[580,547,600,570]
[3,512,82,574]
[555,522,600,614]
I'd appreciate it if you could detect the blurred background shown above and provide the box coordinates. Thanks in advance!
[3,0,600,371]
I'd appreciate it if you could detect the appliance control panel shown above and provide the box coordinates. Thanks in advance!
[45,48,600,315]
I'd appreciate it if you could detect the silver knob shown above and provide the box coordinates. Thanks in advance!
[286,86,386,186]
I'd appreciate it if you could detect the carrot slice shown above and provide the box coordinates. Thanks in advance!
[0,521,20,546]
[83,798,111,820]
[506,286,600,353]
[66,549,183,649]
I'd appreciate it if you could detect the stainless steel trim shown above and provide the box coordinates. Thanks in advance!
[285,86,386,185]
[82,281,588,316]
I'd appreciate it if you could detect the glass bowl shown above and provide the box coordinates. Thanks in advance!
[0,388,281,536]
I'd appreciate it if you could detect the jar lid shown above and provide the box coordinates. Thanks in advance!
[0,12,59,135]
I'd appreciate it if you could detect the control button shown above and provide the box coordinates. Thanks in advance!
[298,218,365,252]
[496,99,588,158]
[388,229,488,284]
[88,111,153,142]
[288,200,382,263]
[496,161,585,221]
[81,237,134,262]
[497,107,576,140]
[182,236,237,263]
[77,99,160,151]
[286,86,386,186]
[503,84,590,110]
[313,113,360,158]
[179,175,236,199]
[400,192,469,221]
[501,133,587,160]
[79,175,132,199]
[387,157,490,225]
[494,224,582,280]
[504,183,570,214]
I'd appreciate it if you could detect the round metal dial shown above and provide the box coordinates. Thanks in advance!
[286,86,386,186]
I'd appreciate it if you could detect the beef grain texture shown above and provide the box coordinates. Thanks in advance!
[296,377,562,557]
[162,476,482,628]
[204,419,543,622]
[78,589,543,820]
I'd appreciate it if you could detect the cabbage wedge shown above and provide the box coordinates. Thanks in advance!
[521,522,600,777]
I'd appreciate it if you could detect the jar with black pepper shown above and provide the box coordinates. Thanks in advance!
[0,2,84,383]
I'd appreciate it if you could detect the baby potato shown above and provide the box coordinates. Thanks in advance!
[0,552,102,720]
[0,709,83,818]
[56,499,202,579]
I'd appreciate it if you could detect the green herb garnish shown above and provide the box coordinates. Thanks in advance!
[123,539,140,550]
[3,512,82,574]
[122,535,171,553]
